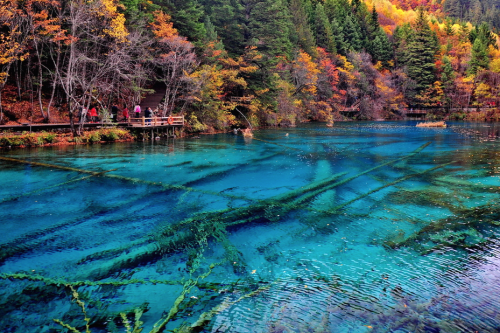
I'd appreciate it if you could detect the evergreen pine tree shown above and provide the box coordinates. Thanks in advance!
[204,16,218,42]
[324,0,348,23]
[405,9,438,91]
[351,0,371,52]
[343,14,362,52]
[246,0,293,61]
[331,18,347,55]
[372,30,393,67]
[393,24,412,66]
[289,0,317,57]
[303,0,316,30]
[443,0,463,19]
[365,5,379,58]
[156,0,206,44]
[441,55,455,107]
[200,0,244,56]
[469,23,496,48]
[444,18,455,36]
[120,0,159,26]
[468,38,489,75]
[314,3,336,53]
[369,5,380,32]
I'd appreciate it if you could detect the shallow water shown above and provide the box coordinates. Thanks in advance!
[1,121,500,332]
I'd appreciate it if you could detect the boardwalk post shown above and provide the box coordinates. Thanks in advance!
[142,116,145,127]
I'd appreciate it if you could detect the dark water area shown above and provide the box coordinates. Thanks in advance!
[1,121,500,332]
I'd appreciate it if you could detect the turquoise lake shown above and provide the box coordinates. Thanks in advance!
[1,121,500,332]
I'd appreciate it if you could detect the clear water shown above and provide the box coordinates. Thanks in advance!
[1,121,500,332]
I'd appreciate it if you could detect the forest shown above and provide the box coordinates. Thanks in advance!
[1,0,500,133]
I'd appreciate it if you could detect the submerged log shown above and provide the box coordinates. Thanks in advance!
[76,142,433,280]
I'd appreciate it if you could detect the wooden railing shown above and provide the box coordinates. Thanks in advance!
[230,96,253,103]
[334,100,361,113]
[128,116,184,127]
[405,109,427,114]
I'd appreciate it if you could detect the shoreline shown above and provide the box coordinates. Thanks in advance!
[2,119,500,150]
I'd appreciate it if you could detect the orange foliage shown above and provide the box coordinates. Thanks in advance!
[293,50,320,95]
[150,10,178,40]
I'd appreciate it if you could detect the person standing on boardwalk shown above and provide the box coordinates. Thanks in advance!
[134,105,141,118]
[89,106,98,123]
[145,107,152,125]
[122,105,129,122]
[111,104,119,122]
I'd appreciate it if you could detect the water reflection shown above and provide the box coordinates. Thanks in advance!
[0,121,499,332]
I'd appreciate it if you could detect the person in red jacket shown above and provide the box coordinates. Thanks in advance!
[89,107,98,123]
[122,105,130,122]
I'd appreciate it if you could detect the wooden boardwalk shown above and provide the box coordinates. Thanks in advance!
[0,117,184,133]
[127,116,184,128]
[405,109,427,120]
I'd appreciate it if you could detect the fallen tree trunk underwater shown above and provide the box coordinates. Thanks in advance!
[1,141,436,282]
[73,142,435,280]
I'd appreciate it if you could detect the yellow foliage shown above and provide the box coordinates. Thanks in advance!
[474,82,492,98]
[489,58,500,73]
[488,44,500,58]
[294,51,319,95]
[104,13,128,42]
[91,0,129,42]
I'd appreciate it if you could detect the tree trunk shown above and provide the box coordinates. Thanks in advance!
[35,41,48,122]
[0,90,3,125]
[69,99,76,137]
[47,47,61,122]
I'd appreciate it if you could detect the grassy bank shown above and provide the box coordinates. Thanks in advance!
[0,128,134,148]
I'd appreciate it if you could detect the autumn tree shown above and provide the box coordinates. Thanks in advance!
[52,0,142,134]
[187,42,257,130]
[151,10,197,116]
[0,0,31,123]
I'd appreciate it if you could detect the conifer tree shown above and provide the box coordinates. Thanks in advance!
[342,14,362,52]
[289,0,317,57]
[441,55,455,108]
[314,3,336,54]
[120,0,159,24]
[372,32,393,67]
[369,5,380,32]
[405,8,438,91]
[245,0,293,61]
[469,23,496,49]
[444,18,455,36]
[201,0,244,56]
[155,0,206,44]
[324,0,348,23]
[203,16,218,43]
[468,38,489,75]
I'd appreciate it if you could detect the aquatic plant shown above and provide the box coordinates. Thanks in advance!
[416,121,447,128]
[53,285,92,333]
[385,201,500,253]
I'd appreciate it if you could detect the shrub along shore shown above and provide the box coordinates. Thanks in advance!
[0,128,134,149]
